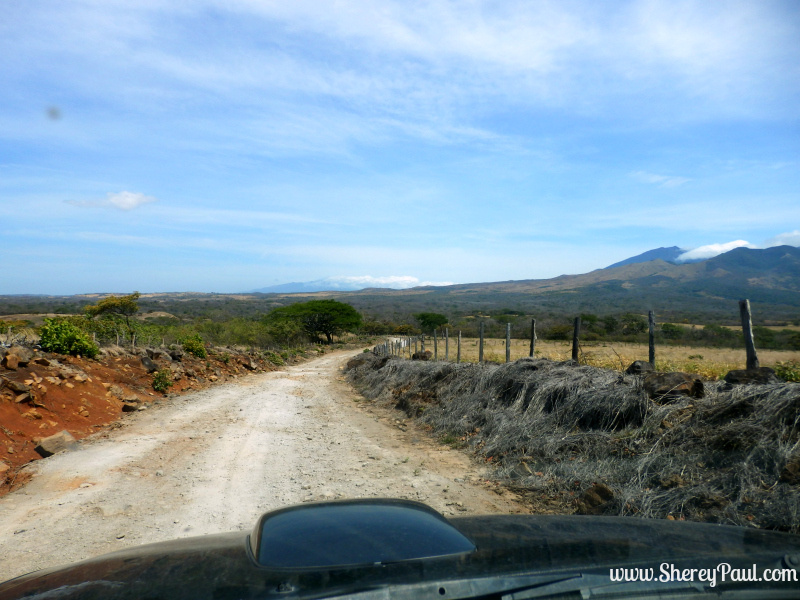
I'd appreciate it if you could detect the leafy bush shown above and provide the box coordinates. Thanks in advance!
[220,353,230,364]
[182,334,207,358]
[39,318,99,358]
[152,369,173,392]
[661,323,684,340]
[265,351,285,366]
[774,360,800,382]
[545,324,573,340]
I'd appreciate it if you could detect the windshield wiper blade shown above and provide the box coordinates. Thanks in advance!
[501,573,706,599]
[327,564,800,600]
[327,573,579,600]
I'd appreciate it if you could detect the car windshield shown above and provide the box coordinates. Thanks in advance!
[1,2,799,599]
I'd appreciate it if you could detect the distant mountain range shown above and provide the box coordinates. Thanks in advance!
[255,246,699,294]
[252,279,401,294]
[4,246,797,323]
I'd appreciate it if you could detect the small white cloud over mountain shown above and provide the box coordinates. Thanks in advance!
[675,231,800,263]
[766,230,800,248]
[676,240,754,262]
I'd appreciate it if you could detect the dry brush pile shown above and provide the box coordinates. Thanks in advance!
[345,354,800,532]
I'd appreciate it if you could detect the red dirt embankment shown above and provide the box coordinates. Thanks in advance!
[0,345,288,496]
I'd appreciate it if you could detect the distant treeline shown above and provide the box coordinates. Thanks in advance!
[2,295,799,351]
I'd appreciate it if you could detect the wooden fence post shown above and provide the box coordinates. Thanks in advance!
[479,322,485,363]
[434,330,438,361]
[739,299,760,369]
[457,331,461,363]
[444,328,449,361]
[421,334,425,352]
[571,317,581,362]
[648,310,656,367]
[506,322,511,363]
[529,319,536,357]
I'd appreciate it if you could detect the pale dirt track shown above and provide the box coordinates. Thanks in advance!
[0,350,523,582]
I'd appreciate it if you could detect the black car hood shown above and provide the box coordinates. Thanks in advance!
[2,514,799,600]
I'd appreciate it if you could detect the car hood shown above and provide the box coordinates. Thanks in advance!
[2,514,799,600]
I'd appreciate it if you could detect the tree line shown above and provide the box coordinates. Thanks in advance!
[8,293,800,355]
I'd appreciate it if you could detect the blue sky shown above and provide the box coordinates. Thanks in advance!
[2,0,799,294]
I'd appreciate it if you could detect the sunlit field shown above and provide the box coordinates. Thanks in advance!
[401,337,800,380]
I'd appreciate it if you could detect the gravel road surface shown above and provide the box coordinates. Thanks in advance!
[0,350,523,582]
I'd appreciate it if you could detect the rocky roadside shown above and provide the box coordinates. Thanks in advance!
[0,343,326,496]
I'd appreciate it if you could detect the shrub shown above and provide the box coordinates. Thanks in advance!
[39,318,99,358]
[220,353,230,364]
[182,334,207,358]
[152,369,173,392]
[661,323,684,340]
[393,324,418,335]
[265,351,285,366]
[545,325,573,340]
[774,360,800,382]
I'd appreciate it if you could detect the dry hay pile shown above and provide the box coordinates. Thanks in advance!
[345,354,800,532]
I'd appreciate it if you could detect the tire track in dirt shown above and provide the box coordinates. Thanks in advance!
[0,350,524,582]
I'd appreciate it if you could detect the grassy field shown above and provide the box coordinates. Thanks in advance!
[405,337,800,380]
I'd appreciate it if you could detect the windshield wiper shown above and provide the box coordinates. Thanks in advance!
[329,570,799,600]
[502,573,705,599]
[327,573,580,600]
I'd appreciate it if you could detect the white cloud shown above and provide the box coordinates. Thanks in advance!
[106,191,157,210]
[765,230,800,248]
[676,239,754,262]
[325,275,452,289]
[630,171,691,188]
[67,191,157,211]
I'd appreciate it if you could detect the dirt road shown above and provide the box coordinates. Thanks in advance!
[0,350,523,582]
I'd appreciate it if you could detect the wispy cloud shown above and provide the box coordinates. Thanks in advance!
[67,191,157,211]
[630,171,691,188]
[325,275,453,289]
[765,230,800,248]
[676,239,754,262]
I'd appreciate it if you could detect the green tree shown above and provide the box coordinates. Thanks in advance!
[263,300,362,343]
[85,292,141,336]
[393,324,418,335]
[601,315,619,334]
[413,312,448,333]
[621,313,647,334]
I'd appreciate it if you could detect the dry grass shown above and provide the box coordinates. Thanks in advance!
[410,338,800,380]
[346,354,800,531]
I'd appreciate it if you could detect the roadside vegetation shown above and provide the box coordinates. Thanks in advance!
[346,354,800,532]
[1,294,367,359]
